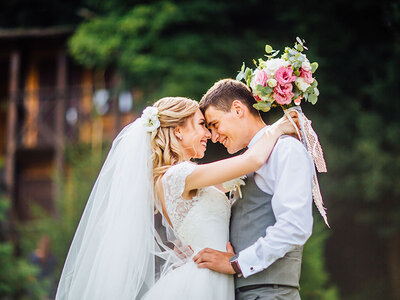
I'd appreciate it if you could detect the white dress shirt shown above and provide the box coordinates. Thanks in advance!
[237,127,314,278]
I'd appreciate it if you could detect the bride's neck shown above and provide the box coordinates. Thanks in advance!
[181,147,193,161]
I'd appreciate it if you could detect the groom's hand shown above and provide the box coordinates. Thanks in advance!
[193,242,236,274]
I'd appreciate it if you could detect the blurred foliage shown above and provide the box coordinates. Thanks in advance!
[18,142,109,297]
[69,0,275,102]
[301,217,339,300]
[0,198,46,299]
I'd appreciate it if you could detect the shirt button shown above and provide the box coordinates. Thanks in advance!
[250,267,254,271]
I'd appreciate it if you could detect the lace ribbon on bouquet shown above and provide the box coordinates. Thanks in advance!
[284,106,329,227]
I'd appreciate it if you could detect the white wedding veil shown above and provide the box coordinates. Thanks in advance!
[56,118,188,299]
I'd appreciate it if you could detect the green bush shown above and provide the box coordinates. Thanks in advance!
[0,197,46,300]
[301,216,339,299]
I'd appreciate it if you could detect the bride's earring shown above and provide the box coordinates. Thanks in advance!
[176,135,182,141]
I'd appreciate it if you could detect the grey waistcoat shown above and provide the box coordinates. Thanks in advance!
[230,172,303,288]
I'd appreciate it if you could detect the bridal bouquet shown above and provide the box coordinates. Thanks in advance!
[236,38,329,227]
[236,37,319,112]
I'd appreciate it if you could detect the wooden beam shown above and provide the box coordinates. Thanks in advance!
[112,73,122,135]
[0,26,74,39]
[5,50,20,198]
[23,61,39,147]
[54,48,67,206]
[79,69,93,143]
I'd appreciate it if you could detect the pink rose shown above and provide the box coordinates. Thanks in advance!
[273,92,293,105]
[275,66,296,85]
[273,84,294,105]
[277,83,293,94]
[254,69,268,87]
[300,68,314,84]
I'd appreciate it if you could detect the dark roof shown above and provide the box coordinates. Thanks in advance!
[0,26,74,40]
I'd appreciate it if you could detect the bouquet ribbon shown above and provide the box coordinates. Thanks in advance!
[284,106,329,227]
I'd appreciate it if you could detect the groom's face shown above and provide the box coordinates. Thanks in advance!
[204,104,247,154]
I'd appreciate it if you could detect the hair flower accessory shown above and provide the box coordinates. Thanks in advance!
[141,106,160,132]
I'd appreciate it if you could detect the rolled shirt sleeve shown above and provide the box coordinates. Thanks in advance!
[237,136,314,278]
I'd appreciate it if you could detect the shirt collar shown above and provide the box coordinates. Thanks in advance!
[248,126,269,148]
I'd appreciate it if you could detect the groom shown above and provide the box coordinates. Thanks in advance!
[194,79,314,299]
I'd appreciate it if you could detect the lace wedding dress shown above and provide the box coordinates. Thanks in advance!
[142,161,234,299]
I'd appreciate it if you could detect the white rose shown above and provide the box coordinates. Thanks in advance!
[264,58,290,76]
[142,106,158,118]
[267,78,277,88]
[302,60,311,71]
[295,77,311,92]
[141,106,160,132]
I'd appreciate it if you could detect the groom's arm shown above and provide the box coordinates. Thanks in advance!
[237,137,314,278]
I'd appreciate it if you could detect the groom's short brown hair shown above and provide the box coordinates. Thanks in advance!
[199,79,259,117]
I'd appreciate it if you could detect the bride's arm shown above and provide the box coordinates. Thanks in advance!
[185,116,296,192]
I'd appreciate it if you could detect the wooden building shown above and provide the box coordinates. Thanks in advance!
[0,27,137,221]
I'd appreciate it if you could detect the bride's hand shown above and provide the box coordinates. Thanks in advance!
[271,112,301,139]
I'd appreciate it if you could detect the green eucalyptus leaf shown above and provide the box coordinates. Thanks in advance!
[240,62,245,73]
[308,94,317,104]
[271,50,280,57]
[255,84,264,92]
[295,44,304,52]
[293,61,302,69]
[236,71,244,81]
[310,80,318,89]
[245,68,253,85]
[265,45,273,54]
[306,86,314,94]
[253,101,271,112]
[244,68,253,81]
[263,86,273,94]
[296,36,303,45]
[311,62,319,73]
[260,86,273,96]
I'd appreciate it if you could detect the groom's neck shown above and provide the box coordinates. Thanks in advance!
[244,116,267,147]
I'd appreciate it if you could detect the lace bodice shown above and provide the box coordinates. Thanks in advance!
[162,162,231,251]
[162,162,199,230]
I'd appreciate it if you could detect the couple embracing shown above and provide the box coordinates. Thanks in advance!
[56,79,314,300]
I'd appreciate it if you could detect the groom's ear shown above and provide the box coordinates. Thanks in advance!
[231,100,246,118]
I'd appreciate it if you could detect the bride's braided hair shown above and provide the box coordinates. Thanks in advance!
[151,97,199,188]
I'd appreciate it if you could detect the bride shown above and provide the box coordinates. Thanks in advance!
[55,97,297,299]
